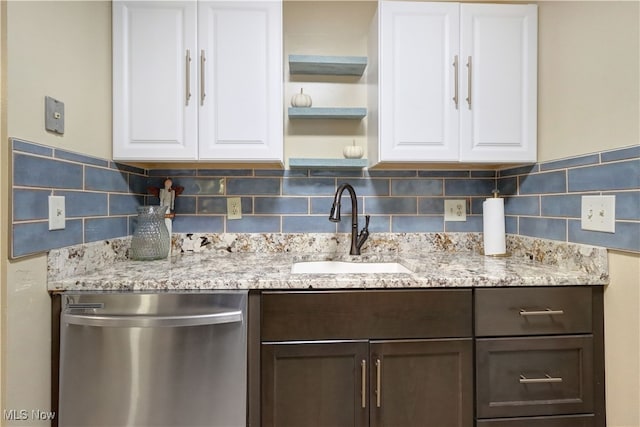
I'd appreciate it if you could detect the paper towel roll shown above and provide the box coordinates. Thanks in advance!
[482,197,506,255]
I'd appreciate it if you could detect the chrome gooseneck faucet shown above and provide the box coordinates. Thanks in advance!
[329,183,370,255]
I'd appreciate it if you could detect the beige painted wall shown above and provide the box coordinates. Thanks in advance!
[605,251,640,427]
[538,1,640,162]
[1,0,7,419]
[2,1,112,425]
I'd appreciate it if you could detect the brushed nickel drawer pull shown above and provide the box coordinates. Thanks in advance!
[465,56,472,109]
[375,358,381,408]
[185,49,192,105]
[200,49,206,105]
[361,359,366,409]
[519,308,565,316]
[519,374,563,384]
[452,55,459,109]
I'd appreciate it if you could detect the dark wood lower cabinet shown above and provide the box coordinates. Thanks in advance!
[261,339,473,427]
[261,341,369,427]
[256,287,604,427]
[370,339,473,427]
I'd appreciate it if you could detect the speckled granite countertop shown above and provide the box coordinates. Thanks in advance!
[47,233,609,292]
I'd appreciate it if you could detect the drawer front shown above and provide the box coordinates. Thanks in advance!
[476,336,594,419]
[475,287,592,336]
[477,414,594,427]
[261,289,472,341]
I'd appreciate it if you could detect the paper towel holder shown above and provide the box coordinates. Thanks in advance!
[482,188,510,257]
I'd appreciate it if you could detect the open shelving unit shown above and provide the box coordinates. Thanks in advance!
[288,54,367,120]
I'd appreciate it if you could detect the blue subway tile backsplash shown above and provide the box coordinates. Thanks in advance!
[85,167,130,193]
[14,154,83,189]
[9,138,640,257]
[518,171,567,194]
[568,160,640,192]
[13,189,50,221]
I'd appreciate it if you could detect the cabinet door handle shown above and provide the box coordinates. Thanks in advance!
[200,50,206,105]
[361,360,367,409]
[519,374,563,384]
[465,56,472,109]
[185,49,192,105]
[519,308,565,316]
[375,358,381,408]
[452,55,459,109]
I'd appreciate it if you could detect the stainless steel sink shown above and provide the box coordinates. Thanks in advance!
[291,261,411,274]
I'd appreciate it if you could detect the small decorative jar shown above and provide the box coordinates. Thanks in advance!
[130,206,170,260]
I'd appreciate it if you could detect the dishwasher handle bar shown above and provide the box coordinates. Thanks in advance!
[62,310,243,328]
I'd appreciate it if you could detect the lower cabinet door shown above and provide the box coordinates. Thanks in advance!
[370,339,474,427]
[262,341,369,427]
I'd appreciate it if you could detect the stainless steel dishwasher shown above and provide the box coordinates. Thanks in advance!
[59,291,248,427]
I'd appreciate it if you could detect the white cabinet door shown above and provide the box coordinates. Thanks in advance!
[459,4,537,163]
[198,1,283,161]
[113,1,198,161]
[378,1,460,162]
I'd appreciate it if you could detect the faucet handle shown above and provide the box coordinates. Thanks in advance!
[357,215,370,250]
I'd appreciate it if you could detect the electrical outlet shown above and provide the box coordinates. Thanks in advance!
[48,195,66,230]
[444,199,467,222]
[227,197,242,220]
[581,195,615,233]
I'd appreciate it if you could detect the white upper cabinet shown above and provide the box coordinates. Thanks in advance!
[369,1,537,165]
[378,1,460,162]
[113,0,283,163]
[113,1,198,160]
[198,1,282,161]
[459,4,537,163]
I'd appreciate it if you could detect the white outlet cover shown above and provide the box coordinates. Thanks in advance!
[444,199,467,222]
[581,195,615,233]
[48,195,66,230]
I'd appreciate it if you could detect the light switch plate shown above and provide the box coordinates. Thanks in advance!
[45,96,65,134]
[581,195,615,233]
[444,199,466,222]
[227,197,242,220]
[48,196,66,230]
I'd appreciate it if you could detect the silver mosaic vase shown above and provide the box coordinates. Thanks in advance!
[130,206,170,260]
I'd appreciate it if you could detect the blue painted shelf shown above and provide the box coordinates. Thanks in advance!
[288,107,367,119]
[289,55,367,76]
[289,158,368,169]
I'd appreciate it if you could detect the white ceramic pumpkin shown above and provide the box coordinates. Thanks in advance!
[343,140,364,159]
[290,88,312,108]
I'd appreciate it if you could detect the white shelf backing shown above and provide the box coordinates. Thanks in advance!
[289,55,367,76]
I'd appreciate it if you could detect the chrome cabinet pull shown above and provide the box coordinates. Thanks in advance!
[452,55,459,109]
[185,49,192,105]
[519,374,563,384]
[465,56,472,109]
[375,358,381,408]
[519,308,565,316]
[361,360,366,409]
[200,50,206,105]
